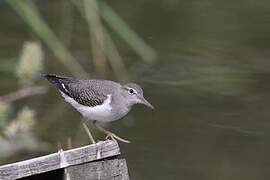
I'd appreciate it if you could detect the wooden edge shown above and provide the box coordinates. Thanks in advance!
[0,140,120,180]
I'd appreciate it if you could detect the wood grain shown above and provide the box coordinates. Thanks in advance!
[66,159,129,180]
[0,140,120,180]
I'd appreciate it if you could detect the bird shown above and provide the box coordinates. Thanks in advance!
[42,74,154,143]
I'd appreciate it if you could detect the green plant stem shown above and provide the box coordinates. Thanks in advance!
[99,2,157,64]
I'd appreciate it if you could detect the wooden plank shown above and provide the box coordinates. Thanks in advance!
[65,159,129,180]
[0,140,120,180]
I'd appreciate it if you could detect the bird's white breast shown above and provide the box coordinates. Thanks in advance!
[60,92,114,122]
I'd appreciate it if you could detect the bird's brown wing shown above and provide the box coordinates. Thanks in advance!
[65,80,108,107]
[43,74,108,107]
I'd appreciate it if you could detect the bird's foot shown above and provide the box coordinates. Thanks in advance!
[105,132,131,143]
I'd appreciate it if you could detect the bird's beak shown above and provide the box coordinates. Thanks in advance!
[140,96,155,110]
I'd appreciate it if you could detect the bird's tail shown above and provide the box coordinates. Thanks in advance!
[41,73,68,84]
[41,73,72,96]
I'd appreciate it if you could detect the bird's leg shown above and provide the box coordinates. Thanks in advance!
[92,120,131,143]
[82,121,96,144]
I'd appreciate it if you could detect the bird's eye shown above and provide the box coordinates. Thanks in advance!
[129,88,135,94]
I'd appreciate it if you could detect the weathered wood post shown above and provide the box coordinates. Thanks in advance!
[0,140,129,180]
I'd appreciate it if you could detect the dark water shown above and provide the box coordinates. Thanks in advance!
[1,0,270,179]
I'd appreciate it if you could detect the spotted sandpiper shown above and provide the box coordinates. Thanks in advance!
[42,74,154,143]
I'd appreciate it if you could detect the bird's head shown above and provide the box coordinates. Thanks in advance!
[121,83,154,110]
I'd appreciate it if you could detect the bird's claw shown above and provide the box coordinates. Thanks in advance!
[105,132,131,143]
[105,133,115,140]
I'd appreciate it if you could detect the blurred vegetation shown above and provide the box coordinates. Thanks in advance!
[6,0,157,81]
[0,41,48,159]
[16,41,43,85]
[6,0,88,77]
